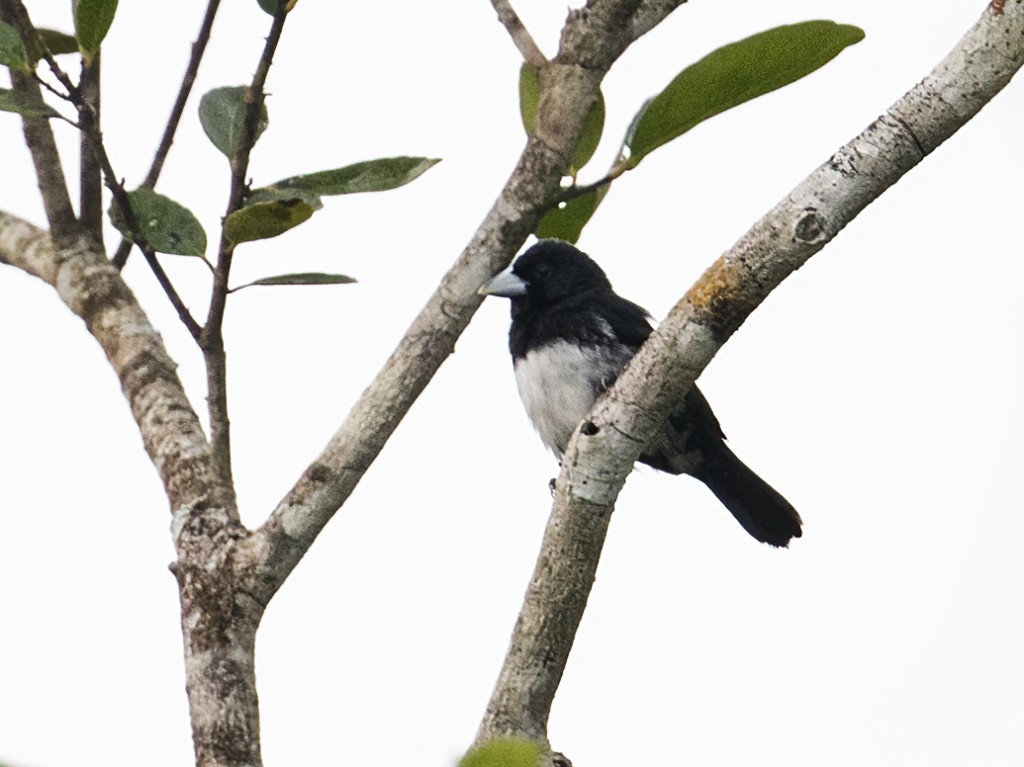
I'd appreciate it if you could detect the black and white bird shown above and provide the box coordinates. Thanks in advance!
[480,239,802,547]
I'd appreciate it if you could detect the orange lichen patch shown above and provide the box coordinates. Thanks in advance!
[685,257,751,333]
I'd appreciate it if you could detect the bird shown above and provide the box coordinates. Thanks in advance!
[479,239,802,547]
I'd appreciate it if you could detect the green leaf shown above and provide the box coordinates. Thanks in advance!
[0,20,31,72]
[274,157,440,196]
[233,272,356,291]
[199,85,269,160]
[36,28,80,57]
[459,739,543,767]
[108,188,207,257]
[535,186,606,244]
[256,0,298,13]
[571,87,605,176]
[520,64,605,175]
[626,20,865,165]
[224,199,314,244]
[0,87,60,118]
[245,185,323,211]
[74,0,119,56]
[518,64,541,135]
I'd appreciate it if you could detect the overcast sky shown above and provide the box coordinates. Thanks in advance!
[2,2,1022,766]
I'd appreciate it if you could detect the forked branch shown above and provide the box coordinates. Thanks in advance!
[474,1,1024,752]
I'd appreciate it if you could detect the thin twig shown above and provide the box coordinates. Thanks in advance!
[491,0,547,66]
[201,7,289,503]
[112,0,223,269]
[73,101,204,340]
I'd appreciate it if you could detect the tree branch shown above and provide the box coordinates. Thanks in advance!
[0,212,229,519]
[112,0,222,269]
[201,7,288,518]
[239,0,681,606]
[491,0,547,66]
[75,0,104,243]
[0,210,258,767]
[0,2,77,239]
[6,71,79,239]
[474,0,1024,750]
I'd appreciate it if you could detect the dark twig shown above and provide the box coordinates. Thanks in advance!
[76,102,204,340]
[67,74,204,339]
[491,0,547,66]
[112,0,223,269]
[79,53,104,244]
[201,8,289,503]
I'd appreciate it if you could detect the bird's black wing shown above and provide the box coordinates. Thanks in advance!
[510,288,653,358]
[581,289,654,352]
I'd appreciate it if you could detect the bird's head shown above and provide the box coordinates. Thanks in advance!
[479,239,611,308]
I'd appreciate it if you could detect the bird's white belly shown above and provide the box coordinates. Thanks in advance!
[513,341,630,456]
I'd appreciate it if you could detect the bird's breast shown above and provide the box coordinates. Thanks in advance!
[513,340,633,456]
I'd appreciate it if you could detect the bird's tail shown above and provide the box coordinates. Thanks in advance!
[691,441,803,547]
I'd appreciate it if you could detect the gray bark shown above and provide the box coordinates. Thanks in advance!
[475,0,1024,751]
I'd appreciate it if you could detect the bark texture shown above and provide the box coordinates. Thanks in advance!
[1,1,689,763]
[0,213,256,766]
[475,0,1024,749]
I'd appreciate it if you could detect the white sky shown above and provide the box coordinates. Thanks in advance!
[1,2,1022,766]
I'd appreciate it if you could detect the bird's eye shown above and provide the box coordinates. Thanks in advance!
[534,262,552,278]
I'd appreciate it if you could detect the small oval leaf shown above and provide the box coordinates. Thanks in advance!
[459,739,543,767]
[74,0,119,56]
[199,85,269,160]
[627,20,865,165]
[0,20,31,72]
[0,87,60,118]
[36,29,80,58]
[534,187,606,244]
[273,157,440,196]
[520,64,605,175]
[108,188,207,257]
[224,199,314,244]
[234,272,356,291]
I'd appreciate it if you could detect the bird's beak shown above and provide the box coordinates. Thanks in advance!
[479,266,527,297]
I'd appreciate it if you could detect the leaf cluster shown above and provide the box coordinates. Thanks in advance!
[0,2,439,293]
[521,20,865,242]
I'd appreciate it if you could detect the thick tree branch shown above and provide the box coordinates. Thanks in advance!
[0,211,258,767]
[0,213,230,518]
[240,0,683,606]
[475,0,1024,749]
